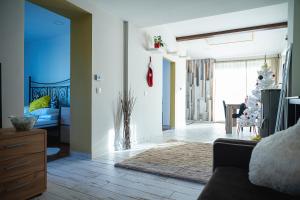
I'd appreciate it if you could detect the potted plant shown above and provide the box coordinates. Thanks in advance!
[153,35,164,48]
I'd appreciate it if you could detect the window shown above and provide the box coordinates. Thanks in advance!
[213,57,280,122]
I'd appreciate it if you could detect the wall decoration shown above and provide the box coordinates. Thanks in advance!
[186,59,215,122]
[120,89,136,150]
[147,57,154,87]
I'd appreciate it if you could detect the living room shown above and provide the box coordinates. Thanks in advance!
[0,0,299,200]
[157,3,288,143]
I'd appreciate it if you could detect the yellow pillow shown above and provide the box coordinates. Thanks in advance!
[29,96,51,112]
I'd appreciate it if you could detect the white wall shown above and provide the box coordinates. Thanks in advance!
[67,3,186,155]
[0,0,24,127]
[174,58,186,128]
[77,15,186,154]
[0,0,185,156]
[127,24,186,145]
[127,24,162,144]
[143,25,187,129]
[66,0,123,157]
[90,5,124,157]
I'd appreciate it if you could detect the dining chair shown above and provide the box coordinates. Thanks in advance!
[223,100,226,119]
[223,100,227,131]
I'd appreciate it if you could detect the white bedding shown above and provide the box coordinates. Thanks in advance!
[38,114,59,120]
[24,106,59,127]
[24,106,59,116]
[35,119,59,128]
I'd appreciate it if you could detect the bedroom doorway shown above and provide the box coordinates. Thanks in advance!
[24,1,71,160]
[162,58,176,131]
[26,0,93,158]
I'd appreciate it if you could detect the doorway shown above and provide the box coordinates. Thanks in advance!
[24,1,71,160]
[27,0,93,158]
[162,58,175,130]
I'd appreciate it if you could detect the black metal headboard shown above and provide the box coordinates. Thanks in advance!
[29,76,70,107]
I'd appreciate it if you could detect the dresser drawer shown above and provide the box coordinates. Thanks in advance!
[0,152,45,183]
[0,133,45,160]
[0,171,46,200]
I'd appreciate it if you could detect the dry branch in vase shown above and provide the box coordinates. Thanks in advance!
[113,97,123,151]
[120,89,136,149]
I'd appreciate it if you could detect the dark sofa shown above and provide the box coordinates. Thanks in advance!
[198,138,298,200]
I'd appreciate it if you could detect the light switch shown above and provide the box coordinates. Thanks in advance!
[96,87,101,94]
[94,74,101,81]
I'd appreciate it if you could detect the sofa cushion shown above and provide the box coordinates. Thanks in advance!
[249,119,300,195]
[198,167,294,200]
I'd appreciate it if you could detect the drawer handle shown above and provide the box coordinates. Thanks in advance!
[4,161,32,171]
[5,182,31,192]
[5,143,28,149]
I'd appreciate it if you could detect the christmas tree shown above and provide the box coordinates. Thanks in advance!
[238,60,276,131]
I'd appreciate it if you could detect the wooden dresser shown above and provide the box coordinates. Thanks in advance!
[0,129,47,200]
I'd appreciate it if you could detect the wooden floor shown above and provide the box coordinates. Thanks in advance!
[163,122,253,143]
[34,123,253,200]
[34,149,204,200]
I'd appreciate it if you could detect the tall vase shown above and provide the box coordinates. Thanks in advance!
[123,115,131,149]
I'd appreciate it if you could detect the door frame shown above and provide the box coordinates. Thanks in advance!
[162,57,176,129]
[29,0,93,154]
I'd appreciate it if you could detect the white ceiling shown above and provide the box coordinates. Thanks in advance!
[181,28,288,59]
[91,0,287,27]
[90,0,288,59]
[165,3,288,37]
[144,3,288,59]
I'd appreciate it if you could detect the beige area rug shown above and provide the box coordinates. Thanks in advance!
[115,141,213,183]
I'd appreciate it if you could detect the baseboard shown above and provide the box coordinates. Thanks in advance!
[70,151,91,159]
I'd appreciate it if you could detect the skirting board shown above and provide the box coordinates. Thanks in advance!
[70,151,91,159]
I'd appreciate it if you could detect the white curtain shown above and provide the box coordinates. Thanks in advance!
[214,57,280,122]
[214,61,247,122]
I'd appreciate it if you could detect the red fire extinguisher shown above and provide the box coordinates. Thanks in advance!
[147,57,153,87]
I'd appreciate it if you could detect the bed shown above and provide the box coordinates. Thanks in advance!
[24,106,60,128]
[24,76,70,142]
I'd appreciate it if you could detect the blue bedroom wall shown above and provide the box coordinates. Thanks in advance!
[162,59,171,126]
[24,1,70,105]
